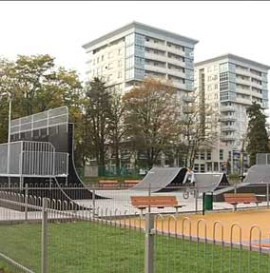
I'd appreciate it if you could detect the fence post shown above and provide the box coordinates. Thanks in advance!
[267,182,269,209]
[145,213,154,273]
[24,184,28,222]
[92,185,96,216]
[195,183,198,213]
[41,198,49,273]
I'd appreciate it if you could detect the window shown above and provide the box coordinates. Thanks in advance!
[118,71,122,78]
[200,152,205,160]
[200,164,205,172]
[220,82,229,91]
[207,151,211,160]
[220,63,228,73]
[219,149,224,160]
[118,48,122,55]
[101,55,104,61]
[207,163,212,171]
[194,164,199,172]
[220,72,229,81]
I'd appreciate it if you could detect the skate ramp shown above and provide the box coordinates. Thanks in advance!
[7,106,105,200]
[213,165,270,202]
[132,167,187,192]
[243,164,270,184]
[194,173,230,193]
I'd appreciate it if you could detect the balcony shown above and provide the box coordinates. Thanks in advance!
[144,52,168,63]
[220,105,236,112]
[220,135,236,141]
[235,97,252,105]
[250,73,263,81]
[145,41,167,51]
[167,69,186,79]
[236,77,250,85]
[221,125,237,132]
[235,68,250,77]
[220,116,237,122]
[166,46,186,57]
[145,64,167,75]
[167,58,186,68]
[251,91,263,99]
[236,87,251,96]
[250,81,263,89]
[170,80,186,90]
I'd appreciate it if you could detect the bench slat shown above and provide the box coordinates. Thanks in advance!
[224,193,261,207]
[131,196,179,209]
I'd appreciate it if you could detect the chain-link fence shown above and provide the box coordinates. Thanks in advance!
[0,188,269,272]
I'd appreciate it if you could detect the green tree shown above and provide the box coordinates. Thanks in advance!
[85,77,111,175]
[107,89,125,175]
[246,102,269,166]
[123,78,180,169]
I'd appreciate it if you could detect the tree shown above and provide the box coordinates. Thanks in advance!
[246,102,269,166]
[122,78,180,169]
[0,54,86,167]
[181,93,218,168]
[107,89,125,175]
[85,77,111,175]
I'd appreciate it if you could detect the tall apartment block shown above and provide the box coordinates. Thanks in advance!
[194,54,270,173]
[82,21,198,95]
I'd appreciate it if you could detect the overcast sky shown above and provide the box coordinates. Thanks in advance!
[0,1,269,82]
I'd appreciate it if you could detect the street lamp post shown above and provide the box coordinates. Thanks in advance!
[7,94,12,187]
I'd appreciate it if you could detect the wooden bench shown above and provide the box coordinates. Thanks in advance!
[98,180,119,189]
[123,180,141,188]
[223,193,261,211]
[131,196,183,215]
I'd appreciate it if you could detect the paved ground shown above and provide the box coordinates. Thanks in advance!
[75,188,268,215]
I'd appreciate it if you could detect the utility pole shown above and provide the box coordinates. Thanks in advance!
[7,94,12,187]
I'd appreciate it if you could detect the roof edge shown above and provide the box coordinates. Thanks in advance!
[82,21,199,50]
[195,53,270,70]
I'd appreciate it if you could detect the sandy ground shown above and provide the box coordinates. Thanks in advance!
[119,208,270,246]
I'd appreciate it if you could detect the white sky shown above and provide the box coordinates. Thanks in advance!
[0,1,270,83]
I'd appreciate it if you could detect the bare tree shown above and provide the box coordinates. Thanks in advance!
[181,93,218,169]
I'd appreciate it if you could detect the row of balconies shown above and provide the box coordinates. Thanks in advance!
[145,40,186,56]
[144,52,186,68]
[235,68,264,81]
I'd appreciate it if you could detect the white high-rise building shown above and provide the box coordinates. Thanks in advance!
[194,54,270,173]
[82,21,198,95]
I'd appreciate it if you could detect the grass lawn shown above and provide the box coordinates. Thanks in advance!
[0,220,269,273]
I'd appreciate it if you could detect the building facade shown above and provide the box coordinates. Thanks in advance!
[82,21,198,95]
[194,54,270,174]
[82,22,199,174]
